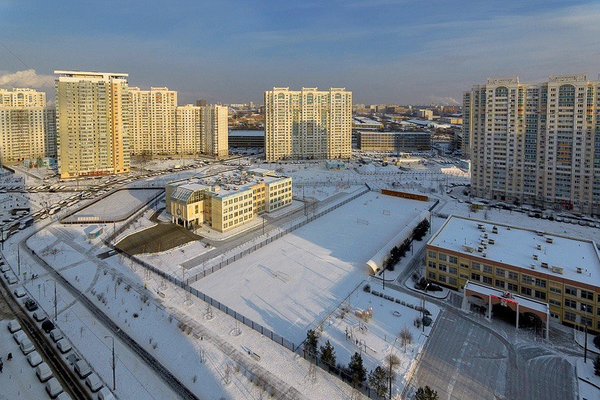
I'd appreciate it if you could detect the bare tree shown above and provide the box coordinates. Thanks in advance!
[400,327,413,352]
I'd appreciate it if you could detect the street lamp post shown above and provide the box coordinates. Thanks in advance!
[104,335,116,391]
[45,279,57,321]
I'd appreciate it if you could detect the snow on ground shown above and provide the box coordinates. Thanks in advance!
[63,188,162,222]
[193,191,432,344]
[318,288,440,397]
[137,240,214,274]
[576,358,600,400]
[438,199,600,243]
[0,320,51,400]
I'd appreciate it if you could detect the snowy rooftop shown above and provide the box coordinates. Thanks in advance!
[465,281,549,314]
[353,117,382,125]
[429,215,600,287]
[228,130,264,137]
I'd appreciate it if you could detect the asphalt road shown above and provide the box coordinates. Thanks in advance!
[407,309,577,400]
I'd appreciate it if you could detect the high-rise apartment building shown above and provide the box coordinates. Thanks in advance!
[175,104,202,155]
[44,107,57,159]
[201,105,229,159]
[55,71,131,179]
[264,87,352,162]
[0,88,47,163]
[129,87,177,156]
[465,75,600,215]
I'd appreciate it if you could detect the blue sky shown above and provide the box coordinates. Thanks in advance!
[1,0,599,104]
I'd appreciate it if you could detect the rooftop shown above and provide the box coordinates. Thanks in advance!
[229,130,265,137]
[358,131,431,136]
[428,215,600,287]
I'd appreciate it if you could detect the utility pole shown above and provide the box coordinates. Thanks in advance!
[584,325,588,363]
[45,279,57,321]
[17,245,21,277]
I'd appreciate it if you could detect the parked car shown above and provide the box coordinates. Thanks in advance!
[13,330,27,344]
[32,312,46,322]
[49,329,63,343]
[97,387,116,400]
[85,373,103,392]
[56,339,72,354]
[4,273,17,284]
[7,319,21,333]
[27,351,43,367]
[74,359,92,379]
[41,320,55,333]
[19,338,35,355]
[36,362,53,382]
[45,377,64,398]
[56,392,73,400]
[13,287,26,298]
[24,297,38,311]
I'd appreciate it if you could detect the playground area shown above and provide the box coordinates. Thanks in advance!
[62,188,163,223]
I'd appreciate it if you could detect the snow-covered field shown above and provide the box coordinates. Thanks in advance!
[63,188,162,222]
[193,191,432,344]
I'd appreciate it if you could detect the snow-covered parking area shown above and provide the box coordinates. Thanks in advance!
[63,188,162,223]
[193,191,432,345]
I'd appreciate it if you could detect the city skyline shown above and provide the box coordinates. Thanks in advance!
[1,0,599,105]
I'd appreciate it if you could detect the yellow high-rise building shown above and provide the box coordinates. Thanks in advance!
[175,104,202,155]
[129,87,177,156]
[0,88,47,164]
[55,71,131,179]
[201,105,228,159]
[264,87,352,162]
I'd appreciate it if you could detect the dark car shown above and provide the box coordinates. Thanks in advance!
[24,298,39,311]
[41,320,55,333]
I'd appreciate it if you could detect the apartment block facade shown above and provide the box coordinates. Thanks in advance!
[0,88,48,163]
[426,216,600,333]
[175,104,202,155]
[464,75,600,214]
[264,87,352,162]
[129,87,177,156]
[201,105,229,159]
[55,71,131,179]
[357,131,431,153]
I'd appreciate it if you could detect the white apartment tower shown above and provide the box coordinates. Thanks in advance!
[466,75,600,215]
[264,87,352,162]
[0,88,47,164]
[129,87,177,155]
[55,71,131,179]
[201,105,228,159]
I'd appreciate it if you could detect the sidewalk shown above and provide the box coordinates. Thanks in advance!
[575,330,600,356]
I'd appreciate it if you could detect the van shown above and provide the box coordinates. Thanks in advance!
[74,359,92,378]
[97,387,116,400]
[27,351,43,367]
[20,338,35,355]
[36,362,53,382]
[45,377,63,398]
[7,319,21,333]
[85,373,103,392]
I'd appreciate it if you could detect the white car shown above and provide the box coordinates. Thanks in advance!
[74,359,92,379]
[97,387,116,400]
[45,377,64,398]
[36,362,53,382]
[19,338,35,355]
[27,351,43,367]
[7,319,21,333]
[85,373,103,392]
[50,329,64,343]
[13,330,27,344]
[56,339,72,354]
[13,287,26,298]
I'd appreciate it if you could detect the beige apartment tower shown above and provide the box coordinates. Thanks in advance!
[201,105,228,158]
[129,87,177,156]
[175,104,202,155]
[55,71,131,179]
[464,75,600,215]
[0,88,47,164]
[264,87,352,162]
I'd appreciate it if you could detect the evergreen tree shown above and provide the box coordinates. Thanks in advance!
[319,340,336,370]
[594,355,600,376]
[348,352,367,387]
[368,366,389,397]
[305,329,319,358]
[415,385,439,400]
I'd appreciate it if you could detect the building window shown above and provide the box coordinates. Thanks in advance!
[496,268,505,277]
[438,254,447,262]
[428,251,436,259]
[483,265,492,274]
[428,271,436,280]
[549,299,561,307]
[472,263,481,271]
[507,283,518,292]
[522,275,533,285]
[565,286,577,296]
[564,311,576,322]
[449,267,458,275]
[482,276,492,285]
[534,278,546,288]
[565,299,577,309]
[428,261,436,269]
[448,277,458,286]
[581,316,593,327]
[521,287,532,296]
[448,256,458,264]
[495,279,505,289]
[460,263,469,269]
[471,273,481,281]
[580,303,593,314]
[438,275,447,283]
[439,264,447,272]
[581,290,594,300]
[508,271,518,281]
[550,287,562,295]
[534,290,546,301]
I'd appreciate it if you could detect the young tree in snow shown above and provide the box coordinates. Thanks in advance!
[368,366,389,398]
[400,326,413,352]
[594,355,600,376]
[305,329,320,358]
[319,340,336,370]
[348,352,367,387]
[384,353,401,381]
[415,385,439,400]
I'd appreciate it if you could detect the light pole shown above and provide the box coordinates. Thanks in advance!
[45,279,57,321]
[104,335,116,391]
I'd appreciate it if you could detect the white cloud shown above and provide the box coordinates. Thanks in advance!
[0,69,54,89]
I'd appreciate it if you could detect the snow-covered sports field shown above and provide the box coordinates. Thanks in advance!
[63,188,162,222]
[193,191,432,344]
